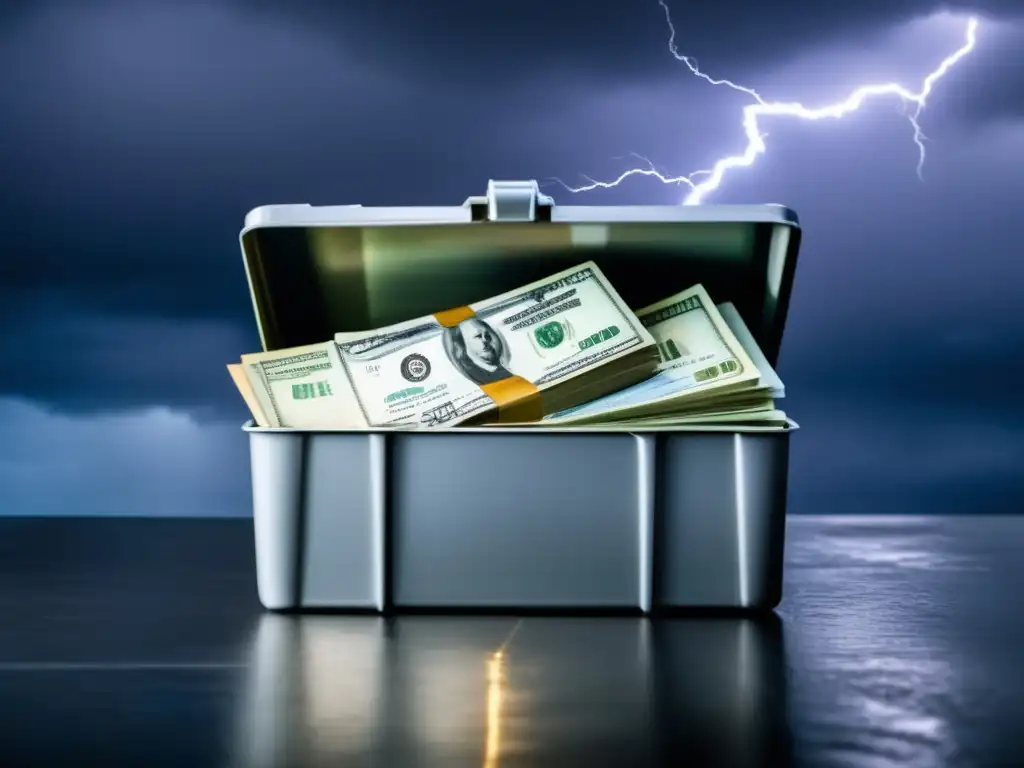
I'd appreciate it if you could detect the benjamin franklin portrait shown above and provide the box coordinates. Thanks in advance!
[443,316,513,385]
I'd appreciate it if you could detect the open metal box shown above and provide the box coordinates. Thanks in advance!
[240,180,802,612]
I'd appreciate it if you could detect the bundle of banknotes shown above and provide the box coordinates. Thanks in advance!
[227,261,789,430]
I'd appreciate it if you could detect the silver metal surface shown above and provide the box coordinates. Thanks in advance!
[247,427,790,611]
[391,433,642,608]
[470,179,554,221]
[250,430,384,610]
[656,433,788,608]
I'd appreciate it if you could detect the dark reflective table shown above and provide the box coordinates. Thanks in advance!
[232,614,788,767]
[0,516,1022,767]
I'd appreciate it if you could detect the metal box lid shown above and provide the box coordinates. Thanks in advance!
[239,180,802,367]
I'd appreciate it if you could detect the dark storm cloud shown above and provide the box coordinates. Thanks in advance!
[170,0,1024,82]
[4,0,1022,87]
[0,400,252,516]
[958,22,1024,122]
[0,311,254,416]
[789,398,1024,515]
[0,0,541,368]
[784,322,1024,422]
[0,1,570,415]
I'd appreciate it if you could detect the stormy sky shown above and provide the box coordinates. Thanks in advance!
[1,0,1021,516]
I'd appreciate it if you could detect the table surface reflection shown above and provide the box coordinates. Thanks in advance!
[0,516,1022,767]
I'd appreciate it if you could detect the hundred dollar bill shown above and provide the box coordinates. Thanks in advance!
[241,343,369,429]
[626,408,790,427]
[332,261,658,428]
[227,363,269,427]
[538,284,761,425]
[717,302,784,398]
[566,407,789,429]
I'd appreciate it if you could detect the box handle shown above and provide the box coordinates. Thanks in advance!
[463,180,554,223]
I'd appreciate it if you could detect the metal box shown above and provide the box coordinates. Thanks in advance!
[240,180,801,612]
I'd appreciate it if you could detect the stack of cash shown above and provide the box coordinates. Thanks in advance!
[229,262,662,429]
[228,264,789,431]
[529,284,788,429]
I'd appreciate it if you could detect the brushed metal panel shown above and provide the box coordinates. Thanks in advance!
[656,433,788,609]
[299,434,382,609]
[250,431,306,610]
[391,433,642,607]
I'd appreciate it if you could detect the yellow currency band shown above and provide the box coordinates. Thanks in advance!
[433,305,476,328]
[433,305,543,424]
[480,377,543,424]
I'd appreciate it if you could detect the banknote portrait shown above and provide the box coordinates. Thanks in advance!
[443,316,513,385]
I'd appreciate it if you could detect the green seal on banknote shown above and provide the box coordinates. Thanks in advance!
[533,321,565,349]
[399,353,431,382]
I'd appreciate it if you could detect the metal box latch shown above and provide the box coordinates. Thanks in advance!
[463,180,555,222]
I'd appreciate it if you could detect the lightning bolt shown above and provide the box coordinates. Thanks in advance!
[556,1,979,205]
